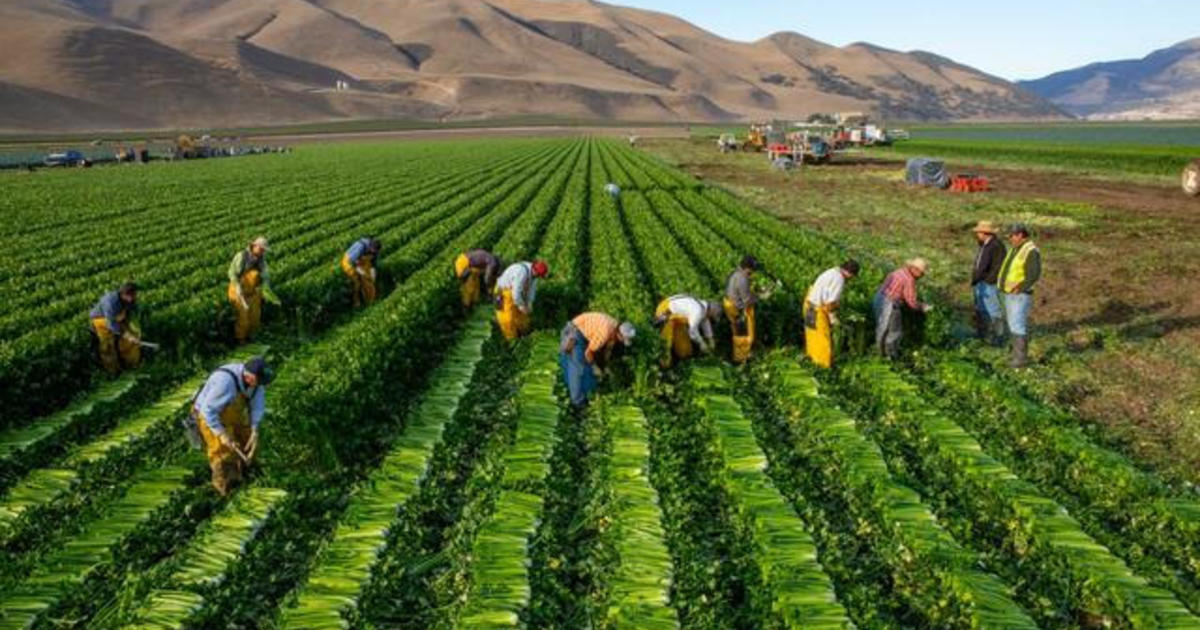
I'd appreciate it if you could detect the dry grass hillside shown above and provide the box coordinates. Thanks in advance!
[0,0,1065,131]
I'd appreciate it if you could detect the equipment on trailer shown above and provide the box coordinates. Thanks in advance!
[767,132,832,165]
[949,174,990,193]
[718,133,740,153]
[905,157,950,188]
[1184,160,1200,197]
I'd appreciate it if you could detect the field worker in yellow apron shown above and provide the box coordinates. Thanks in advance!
[342,237,381,307]
[559,312,636,407]
[998,223,1042,368]
[454,249,500,309]
[189,356,273,495]
[723,256,760,363]
[494,260,548,340]
[89,282,142,375]
[803,260,860,369]
[227,236,281,343]
[654,294,722,367]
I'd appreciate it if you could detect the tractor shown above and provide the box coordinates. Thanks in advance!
[718,133,740,153]
[1184,160,1200,197]
[744,124,767,152]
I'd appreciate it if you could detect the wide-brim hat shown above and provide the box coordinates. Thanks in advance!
[971,220,998,234]
[251,236,270,251]
[618,322,636,346]
[906,258,929,274]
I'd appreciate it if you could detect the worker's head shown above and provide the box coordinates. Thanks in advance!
[618,322,637,347]
[243,356,274,388]
[531,260,549,279]
[118,282,138,304]
[250,236,269,257]
[740,255,760,275]
[972,220,998,243]
[705,300,724,321]
[1008,223,1031,246]
[367,238,381,254]
[905,258,929,279]
[839,259,861,280]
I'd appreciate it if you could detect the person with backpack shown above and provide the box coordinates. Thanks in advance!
[189,357,273,495]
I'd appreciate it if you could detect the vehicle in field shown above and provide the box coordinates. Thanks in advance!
[767,131,834,165]
[718,133,740,153]
[43,150,90,167]
[1184,160,1200,196]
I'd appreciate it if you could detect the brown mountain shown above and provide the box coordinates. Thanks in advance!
[1020,38,1200,120]
[0,0,1065,131]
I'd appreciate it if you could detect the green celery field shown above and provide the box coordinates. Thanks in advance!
[2,137,1200,629]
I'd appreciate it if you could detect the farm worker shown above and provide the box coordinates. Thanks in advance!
[970,221,1007,344]
[454,249,501,309]
[803,259,860,369]
[559,312,636,406]
[604,183,621,199]
[89,282,142,375]
[494,260,549,340]
[998,223,1042,368]
[654,294,723,367]
[228,236,280,343]
[191,357,273,495]
[873,258,932,359]
[723,256,760,362]
[342,237,381,307]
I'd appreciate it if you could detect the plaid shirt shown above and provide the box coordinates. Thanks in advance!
[572,312,619,363]
[879,268,922,310]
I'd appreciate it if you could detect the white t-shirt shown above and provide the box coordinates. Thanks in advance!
[807,268,846,307]
[666,296,714,344]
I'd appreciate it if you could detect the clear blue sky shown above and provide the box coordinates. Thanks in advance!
[613,0,1199,80]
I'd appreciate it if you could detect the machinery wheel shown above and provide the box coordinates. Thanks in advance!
[1184,160,1200,197]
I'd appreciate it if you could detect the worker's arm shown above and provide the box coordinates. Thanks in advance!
[584,331,610,364]
[1019,250,1042,293]
[511,267,530,310]
[100,294,123,334]
[346,240,365,265]
[902,275,923,311]
[198,379,236,437]
[227,252,243,285]
[687,308,707,346]
[484,258,499,287]
[527,278,538,309]
[699,317,715,348]
[249,386,266,430]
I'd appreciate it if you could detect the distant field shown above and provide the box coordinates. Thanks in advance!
[907,122,1200,146]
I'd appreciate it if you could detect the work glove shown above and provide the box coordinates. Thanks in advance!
[246,428,260,461]
[356,266,368,276]
[217,431,236,450]
[370,268,377,281]
[922,304,934,314]
[592,365,605,378]
[262,286,282,306]
[235,285,249,310]
[829,312,840,327]
[519,305,531,315]
[122,331,140,344]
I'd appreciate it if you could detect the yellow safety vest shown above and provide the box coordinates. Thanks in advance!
[999,241,1038,293]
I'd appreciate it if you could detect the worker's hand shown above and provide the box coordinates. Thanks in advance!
[370,268,377,281]
[263,287,282,306]
[217,432,236,450]
[122,332,140,344]
[922,304,934,314]
[519,305,531,315]
[829,313,840,327]
[592,365,605,378]
[356,266,368,276]
[246,429,260,461]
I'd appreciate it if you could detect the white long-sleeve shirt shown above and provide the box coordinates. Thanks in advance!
[664,295,715,345]
[807,268,846,308]
[496,262,538,310]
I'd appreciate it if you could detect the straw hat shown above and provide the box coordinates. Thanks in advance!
[251,236,270,251]
[971,220,998,234]
[906,258,929,274]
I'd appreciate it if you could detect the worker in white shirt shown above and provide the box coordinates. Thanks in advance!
[803,260,860,368]
[653,294,723,367]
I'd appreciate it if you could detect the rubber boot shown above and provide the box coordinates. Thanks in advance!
[1010,335,1029,368]
[990,320,1007,347]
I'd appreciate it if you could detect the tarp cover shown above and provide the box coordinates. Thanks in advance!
[905,157,949,188]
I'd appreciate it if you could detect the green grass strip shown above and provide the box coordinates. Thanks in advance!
[0,466,191,630]
[277,310,492,629]
[0,373,143,464]
[691,365,851,629]
[602,402,677,629]
[760,353,1038,629]
[841,359,1200,629]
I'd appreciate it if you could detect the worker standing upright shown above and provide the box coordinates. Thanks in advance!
[89,282,142,375]
[724,256,760,362]
[559,312,636,406]
[228,236,280,343]
[970,221,1007,344]
[803,260,860,368]
[998,224,1042,368]
[342,237,381,307]
[189,357,273,495]
[873,258,932,359]
[494,260,548,340]
[654,294,722,367]
[454,249,501,309]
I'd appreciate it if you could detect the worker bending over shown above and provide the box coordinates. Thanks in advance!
[342,237,381,307]
[804,260,860,368]
[654,294,722,367]
[89,282,142,375]
[998,224,1041,368]
[970,221,1007,344]
[495,260,548,340]
[559,312,636,406]
[873,258,932,359]
[724,256,760,362]
[190,357,273,495]
[604,183,621,199]
[454,249,501,309]
[228,236,281,343]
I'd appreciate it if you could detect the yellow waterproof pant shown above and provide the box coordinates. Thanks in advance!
[196,394,251,495]
[341,253,377,307]
[228,269,262,343]
[804,302,834,369]
[455,254,484,308]
[723,299,755,363]
[655,299,693,367]
[91,317,140,375]
[496,288,530,340]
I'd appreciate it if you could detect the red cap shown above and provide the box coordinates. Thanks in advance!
[531,260,549,278]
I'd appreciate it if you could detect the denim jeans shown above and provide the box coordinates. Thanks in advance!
[973,283,1003,325]
[1003,292,1033,337]
[559,326,596,406]
[873,292,903,359]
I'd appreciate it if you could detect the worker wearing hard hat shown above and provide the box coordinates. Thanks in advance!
[454,249,500,309]
[873,258,932,359]
[227,236,280,343]
[190,356,273,495]
[970,221,1007,344]
[342,237,381,307]
[89,282,142,375]
[559,312,636,406]
[494,260,549,340]
[804,260,860,369]
[654,294,722,367]
[724,256,761,362]
[998,223,1042,368]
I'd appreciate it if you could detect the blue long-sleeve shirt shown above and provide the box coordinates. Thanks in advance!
[89,290,133,334]
[346,238,375,264]
[193,363,266,435]
[496,262,538,310]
